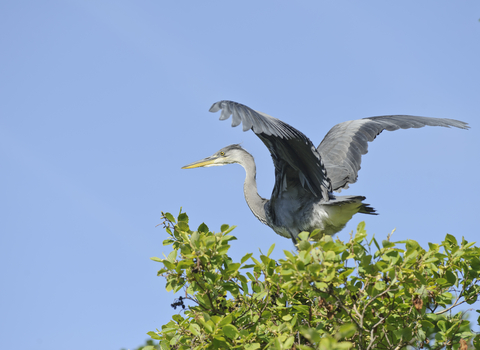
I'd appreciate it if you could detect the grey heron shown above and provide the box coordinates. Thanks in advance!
[182,100,468,245]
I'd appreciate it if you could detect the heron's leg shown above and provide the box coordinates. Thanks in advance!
[290,233,297,246]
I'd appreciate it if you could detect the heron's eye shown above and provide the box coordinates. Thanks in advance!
[220,152,225,156]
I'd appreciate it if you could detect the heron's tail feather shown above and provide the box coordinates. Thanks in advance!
[329,195,377,215]
[358,202,377,215]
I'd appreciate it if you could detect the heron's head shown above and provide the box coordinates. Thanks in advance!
[181,144,249,169]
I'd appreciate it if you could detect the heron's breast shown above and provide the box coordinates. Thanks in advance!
[268,196,359,240]
[269,194,321,232]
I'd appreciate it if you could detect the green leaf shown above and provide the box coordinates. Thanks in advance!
[308,263,322,275]
[445,270,457,285]
[371,236,381,251]
[189,323,201,336]
[162,239,174,246]
[413,272,427,285]
[223,225,237,234]
[177,221,189,232]
[241,253,253,264]
[219,315,233,327]
[382,240,395,249]
[421,320,434,329]
[473,334,480,349]
[354,232,367,243]
[197,222,209,233]
[222,324,239,339]
[223,234,237,242]
[162,260,174,270]
[338,268,354,279]
[251,257,262,266]
[284,250,295,260]
[241,264,256,269]
[296,260,306,271]
[310,228,322,239]
[298,241,311,252]
[284,336,295,348]
[323,251,335,261]
[164,212,175,223]
[260,254,271,265]
[267,243,275,257]
[374,280,386,290]
[300,327,322,344]
[315,282,328,290]
[357,221,366,233]
[404,248,419,262]
[417,328,426,342]
[159,340,169,350]
[384,250,400,265]
[298,231,310,241]
[438,320,447,332]
[227,262,241,273]
[167,250,177,263]
[172,314,183,323]
[203,320,214,333]
[147,331,161,340]
[177,212,188,222]
[436,278,448,285]
[217,244,230,255]
[445,233,458,246]
[337,323,356,339]
[191,231,200,247]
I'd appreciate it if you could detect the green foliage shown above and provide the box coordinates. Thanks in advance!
[150,210,480,350]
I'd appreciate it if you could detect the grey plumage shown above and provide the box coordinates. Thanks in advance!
[182,100,469,245]
[317,115,469,191]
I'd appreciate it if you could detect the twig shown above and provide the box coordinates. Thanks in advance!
[361,284,398,326]
[366,317,385,350]
[327,291,365,350]
[382,327,392,348]
[434,281,477,315]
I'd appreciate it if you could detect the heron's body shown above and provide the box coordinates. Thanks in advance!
[182,101,468,245]
[267,195,368,242]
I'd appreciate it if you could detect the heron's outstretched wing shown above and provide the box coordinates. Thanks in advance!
[317,115,469,192]
[210,100,332,199]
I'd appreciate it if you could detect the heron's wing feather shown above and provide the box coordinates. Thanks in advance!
[210,100,332,199]
[317,115,469,192]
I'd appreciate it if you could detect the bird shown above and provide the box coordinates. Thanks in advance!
[182,100,469,245]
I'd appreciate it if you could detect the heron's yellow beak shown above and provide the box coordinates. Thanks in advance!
[181,156,222,169]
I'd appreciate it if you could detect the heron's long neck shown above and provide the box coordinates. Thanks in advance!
[240,154,268,225]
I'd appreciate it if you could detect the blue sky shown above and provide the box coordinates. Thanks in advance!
[1,1,479,349]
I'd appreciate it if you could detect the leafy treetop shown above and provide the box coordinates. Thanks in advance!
[148,210,480,350]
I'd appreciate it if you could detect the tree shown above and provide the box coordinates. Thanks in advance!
[148,210,480,350]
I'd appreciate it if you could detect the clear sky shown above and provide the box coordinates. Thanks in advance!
[1,1,479,349]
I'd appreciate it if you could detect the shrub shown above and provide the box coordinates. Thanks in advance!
[148,211,480,350]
